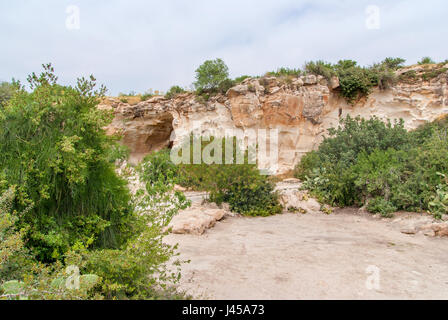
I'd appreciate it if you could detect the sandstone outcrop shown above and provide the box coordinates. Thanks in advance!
[166,203,228,235]
[101,65,448,173]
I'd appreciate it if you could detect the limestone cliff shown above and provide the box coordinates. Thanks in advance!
[101,64,448,174]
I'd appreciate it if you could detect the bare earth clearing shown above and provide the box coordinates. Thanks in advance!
[165,209,448,300]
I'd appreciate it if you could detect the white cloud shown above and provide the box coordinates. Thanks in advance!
[0,0,447,95]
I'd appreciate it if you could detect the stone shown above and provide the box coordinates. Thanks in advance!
[227,84,248,97]
[166,204,227,235]
[270,86,281,94]
[418,222,448,237]
[278,188,321,213]
[303,75,317,85]
[400,228,416,235]
[292,78,304,87]
[330,76,340,89]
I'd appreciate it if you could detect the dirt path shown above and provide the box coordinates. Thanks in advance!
[165,209,448,299]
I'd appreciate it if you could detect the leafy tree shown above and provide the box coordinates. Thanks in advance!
[0,187,101,300]
[194,58,229,91]
[0,64,136,261]
[381,57,406,69]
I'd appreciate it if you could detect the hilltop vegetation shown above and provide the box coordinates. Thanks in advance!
[118,56,446,105]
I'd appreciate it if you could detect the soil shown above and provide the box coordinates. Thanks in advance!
[165,209,448,299]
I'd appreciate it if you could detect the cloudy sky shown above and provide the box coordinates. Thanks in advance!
[1,0,447,95]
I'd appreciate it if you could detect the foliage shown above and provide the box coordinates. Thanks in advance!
[429,173,448,219]
[165,85,186,99]
[0,187,102,300]
[333,60,376,102]
[234,75,251,83]
[194,58,230,91]
[398,70,417,82]
[381,57,406,70]
[207,163,282,217]
[422,67,448,81]
[170,135,282,216]
[418,57,436,65]
[366,198,396,218]
[266,67,302,77]
[217,78,236,94]
[140,92,154,101]
[304,60,336,81]
[295,115,448,218]
[0,64,136,262]
[303,58,403,102]
[80,150,191,299]
[0,82,16,107]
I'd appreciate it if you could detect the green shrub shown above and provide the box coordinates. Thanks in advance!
[172,136,282,216]
[367,198,397,218]
[429,173,448,219]
[334,60,374,102]
[418,57,436,65]
[165,85,186,99]
[266,67,301,77]
[140,92,153,101]
[208,163,282,216]
[234,75,251,83]
[295,115,448,217]
[0,187,104,300]
[82,149,190,299]
[381,57,406,70]
[303,58,402,102]
[398,70,417,82]
[352,148,406,204]
[304,61,336,81]
[422,67,448,81]
[0,64,136,262]
[217,78,236,94]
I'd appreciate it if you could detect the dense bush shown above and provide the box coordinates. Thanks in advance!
[381,57,406,70]
[303,58,404,103]
[0,65,137,262]
[170,135,282,216]
[295,115,448,217]
[0,187,103,299]
[429,173,448,219]
[1,142,189,299]
[207,163,282,216]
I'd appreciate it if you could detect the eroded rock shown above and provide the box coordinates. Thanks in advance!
[102,70,448,174]
[167,203,227,235]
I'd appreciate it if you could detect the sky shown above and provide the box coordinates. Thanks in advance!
[0,0,447,95]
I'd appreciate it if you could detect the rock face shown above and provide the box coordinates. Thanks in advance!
[101,66,448,173]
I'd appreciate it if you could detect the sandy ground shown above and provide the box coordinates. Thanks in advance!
[165,209,448,299]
